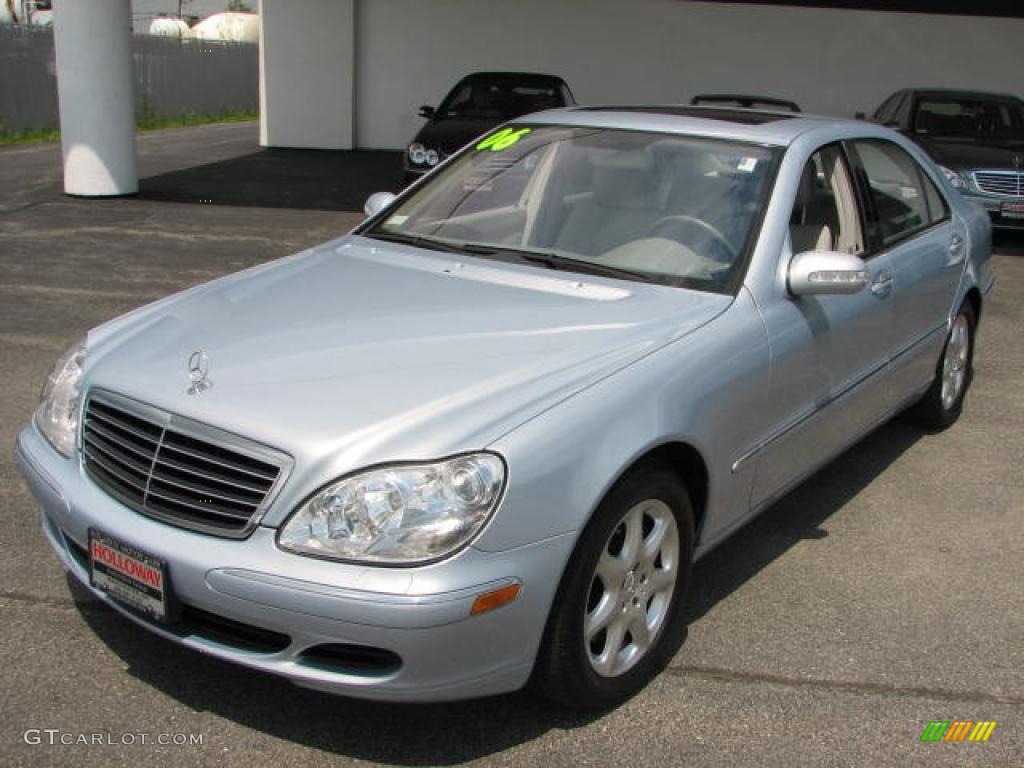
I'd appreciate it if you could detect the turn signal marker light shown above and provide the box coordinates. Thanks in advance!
[471,583,521,616]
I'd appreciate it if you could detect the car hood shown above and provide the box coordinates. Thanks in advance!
[85,235,730,498]
[412,117,505,156]
[916,135,1024,171]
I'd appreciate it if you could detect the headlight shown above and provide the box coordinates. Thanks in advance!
[408,143,426,165]
[425,148,440,166]
[939,165,967,190]
[279,453,505,564]
[34,337,86,457]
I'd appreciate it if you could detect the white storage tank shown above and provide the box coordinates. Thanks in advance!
[187,12,259,43]
[148,16,190,38]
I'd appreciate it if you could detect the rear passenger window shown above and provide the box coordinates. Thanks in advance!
[853,139,944,247]
[920,170,949,224]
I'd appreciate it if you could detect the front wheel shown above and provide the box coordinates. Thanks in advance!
[531,466,694,709]
[906,300,976,429]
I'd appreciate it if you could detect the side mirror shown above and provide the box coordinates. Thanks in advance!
[418,105,435,119]
[364,191,397,218]
[788,250,870,297]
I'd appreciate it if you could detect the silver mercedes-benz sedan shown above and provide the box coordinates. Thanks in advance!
[16,106,993,709]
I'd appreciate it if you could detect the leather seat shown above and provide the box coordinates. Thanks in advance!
[790,163,836,253]
[552,150,661,255]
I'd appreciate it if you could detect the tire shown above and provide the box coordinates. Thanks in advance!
[906,300,976,429]
[531,465,695,710]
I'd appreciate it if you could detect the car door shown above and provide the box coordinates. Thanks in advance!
[847,138,964,403]
[747,142,896,510]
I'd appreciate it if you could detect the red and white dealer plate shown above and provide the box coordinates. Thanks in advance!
[89,529,170,622]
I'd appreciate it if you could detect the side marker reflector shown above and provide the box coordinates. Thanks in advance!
[471,583,521,616]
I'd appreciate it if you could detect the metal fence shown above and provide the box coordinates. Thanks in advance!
[0,24,258,133]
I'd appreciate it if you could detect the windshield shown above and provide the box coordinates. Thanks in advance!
[364,126,780,293]
[437,80,569,120]
[913,98,1024,140]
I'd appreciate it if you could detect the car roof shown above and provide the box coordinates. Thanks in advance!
[904,88,1024,103]
[517,105,851,147]
[459,71,569,86]
[691,94,801,112]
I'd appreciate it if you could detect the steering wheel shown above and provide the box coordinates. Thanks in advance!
[647,215,737,264]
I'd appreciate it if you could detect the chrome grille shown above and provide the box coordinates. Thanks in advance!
[973,170,1024,197]
[81,391,288,537]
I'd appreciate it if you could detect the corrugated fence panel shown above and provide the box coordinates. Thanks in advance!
[0,25,257,133]
[0,25,59,133]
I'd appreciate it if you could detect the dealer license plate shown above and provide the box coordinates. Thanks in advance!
[1001,202,1024,220]
[89,529,171,622]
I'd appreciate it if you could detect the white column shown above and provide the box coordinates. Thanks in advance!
[259,0,355,149]
[52,0,137,196]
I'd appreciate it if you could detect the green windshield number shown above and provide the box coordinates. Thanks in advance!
[476,127,532,152]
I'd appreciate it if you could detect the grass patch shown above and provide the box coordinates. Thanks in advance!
[0,127,60,146]
[135,109,259,132]
[0,110,258,146]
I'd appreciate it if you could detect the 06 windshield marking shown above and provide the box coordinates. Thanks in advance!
[364,126,781,293]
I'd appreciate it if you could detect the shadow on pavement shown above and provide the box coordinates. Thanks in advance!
[71,418,924,764]
[992,229,1024,256]
[684,418,921,624]
[138,148,405,212]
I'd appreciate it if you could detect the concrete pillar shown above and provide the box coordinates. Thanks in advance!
[259,0,355,149]
[52,0,137,196]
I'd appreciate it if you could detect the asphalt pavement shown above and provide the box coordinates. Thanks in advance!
[0,122,1020,767]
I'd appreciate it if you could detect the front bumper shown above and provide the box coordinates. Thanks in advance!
[402,166,429,187]
[15,424,574,702]
[960,190,1024,229]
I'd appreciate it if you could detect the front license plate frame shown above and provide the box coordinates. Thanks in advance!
[1000,202,1024,220]
[88,528,175,623]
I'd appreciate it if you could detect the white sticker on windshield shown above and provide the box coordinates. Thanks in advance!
[386,215,409,226]
[738,157,758,173]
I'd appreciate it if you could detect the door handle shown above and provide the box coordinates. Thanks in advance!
[870,271,893,297]
[949,233,966,265]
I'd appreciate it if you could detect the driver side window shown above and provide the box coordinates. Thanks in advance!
[790,145,865,256]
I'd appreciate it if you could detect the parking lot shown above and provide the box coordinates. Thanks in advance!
[1,122,1021,767]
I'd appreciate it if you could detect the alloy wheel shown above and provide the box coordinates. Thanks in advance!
[941,313,970,411]
[584,499,680,678]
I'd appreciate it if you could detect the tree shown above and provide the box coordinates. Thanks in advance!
[226,0,252,11]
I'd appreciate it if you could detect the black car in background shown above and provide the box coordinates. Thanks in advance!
[872,88,1024,228]
[690,93,801,112]
[403,72,575,184]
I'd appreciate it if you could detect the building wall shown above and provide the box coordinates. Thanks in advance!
[259,0,354,149]
[351,0,1024,150]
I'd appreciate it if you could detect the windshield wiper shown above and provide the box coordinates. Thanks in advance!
[366,232,658,284]
[458,243,658,284]
[364,231,471,255]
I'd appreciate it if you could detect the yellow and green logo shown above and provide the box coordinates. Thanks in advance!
[476,127,532,152]
[920,721,997,742]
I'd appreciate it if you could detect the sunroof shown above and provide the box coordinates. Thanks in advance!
[575,106,798,125]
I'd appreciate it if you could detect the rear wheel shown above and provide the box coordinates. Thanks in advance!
[906,300,975,429]
[531,466,694,709]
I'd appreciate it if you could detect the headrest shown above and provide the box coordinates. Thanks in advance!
[591,150,656,210]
